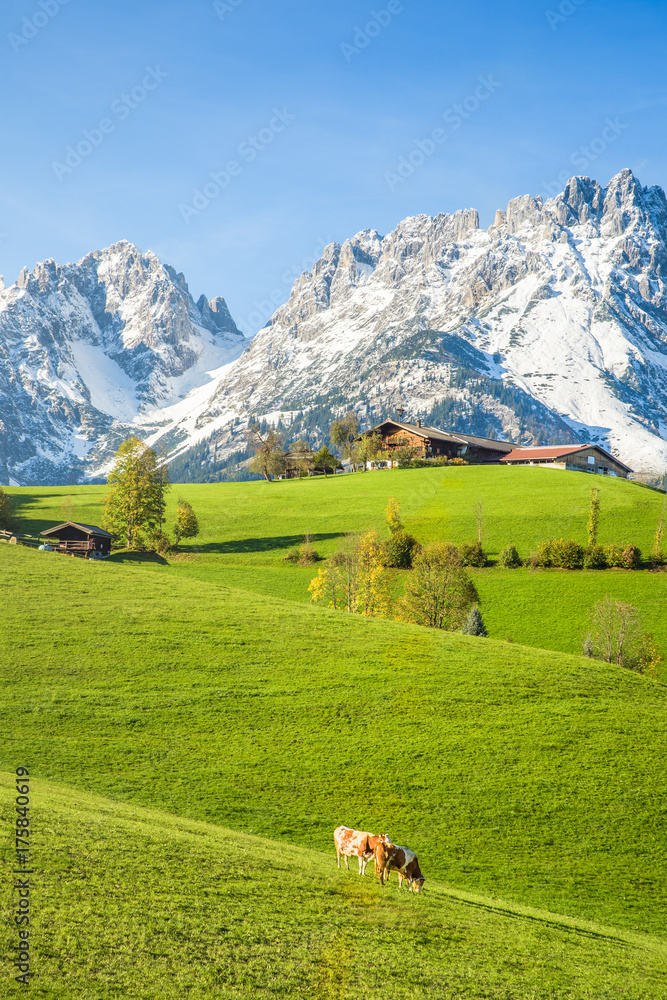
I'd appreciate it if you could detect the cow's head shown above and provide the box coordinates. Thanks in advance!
[412,877,426,893]
[378,832,392,845]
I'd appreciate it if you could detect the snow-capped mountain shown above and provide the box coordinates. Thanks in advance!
[2,169,667,485]
[159,168,667,477]
[0,241,244,484]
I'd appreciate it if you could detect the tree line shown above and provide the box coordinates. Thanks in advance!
[246,411,383,480]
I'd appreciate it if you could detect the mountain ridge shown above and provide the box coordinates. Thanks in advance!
[2,168,667,484]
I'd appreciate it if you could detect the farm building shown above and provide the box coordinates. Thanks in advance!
[282,446,340,478]
[40,522,113,557]
[499,445,632,478]
[367,420,516,465]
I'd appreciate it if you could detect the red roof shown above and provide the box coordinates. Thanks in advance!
[500,445,590,462]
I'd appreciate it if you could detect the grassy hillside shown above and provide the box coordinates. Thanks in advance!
[9,466,667,660]
[10,465,665,558]
[2,543,667,941]
[2,773,666,999]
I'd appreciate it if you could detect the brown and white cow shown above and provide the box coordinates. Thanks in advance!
[333,826,391,875]
[374,841,426,892]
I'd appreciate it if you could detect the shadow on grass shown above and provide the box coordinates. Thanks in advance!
[441,890,631,947]
[183,532,345,555]
[10,491,104,537]
[108,551,169,566]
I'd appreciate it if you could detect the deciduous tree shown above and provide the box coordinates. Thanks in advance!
[474,499,484,544]
[309,531,389,616]
[247,424,286,481]
[654,492,667,563]
[0,486,17,532]
[102,437,170,549]
[385,497,403,535]
[587,488,600,547]
[586,596,661,675]
[396,541,479,630]
[330,412,360,468]
[383,497,420,568]
[313,445,341,476]
[174,497,199,546]
[355,430,382,471]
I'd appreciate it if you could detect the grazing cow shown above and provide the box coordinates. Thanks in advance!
[374,841,426,893]
[333,826,391,875]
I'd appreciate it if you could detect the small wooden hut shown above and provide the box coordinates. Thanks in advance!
[40,522,113,557]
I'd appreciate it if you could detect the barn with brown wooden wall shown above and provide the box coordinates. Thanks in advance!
[499,445,632,478]
[367,420,516,464]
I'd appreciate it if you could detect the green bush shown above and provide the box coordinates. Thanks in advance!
[621,544,642,570]
[534,540,555,567]
[284,536,320,566]
[583,544,607,570]
[383,530,420,568]
[603,543,624,568]
[535,538,584,569]
[460,540,487,567]
[498,544,522,568]
[551,538,585,569]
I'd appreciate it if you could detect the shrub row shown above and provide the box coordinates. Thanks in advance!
[527,539,642,570]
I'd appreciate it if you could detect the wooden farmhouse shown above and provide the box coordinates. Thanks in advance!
[282,446,315,479]
[40,521,113,557]
[367,420,516,465]
[499,445,633,478]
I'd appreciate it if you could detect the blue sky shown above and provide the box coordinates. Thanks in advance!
[1,0,666,333]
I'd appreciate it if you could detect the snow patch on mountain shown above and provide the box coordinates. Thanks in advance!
[3,170,667,484]
[0,240,245,484]
[159,168,665,476]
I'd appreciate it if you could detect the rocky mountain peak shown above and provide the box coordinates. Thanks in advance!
[191,168,667,478]
[2,170,667,486]
[0,240,245,484]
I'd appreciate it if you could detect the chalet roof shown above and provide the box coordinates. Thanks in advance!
[500,445,589,461]
[41,521,114,538]
[500,444,633,473]
[371,420,514,452]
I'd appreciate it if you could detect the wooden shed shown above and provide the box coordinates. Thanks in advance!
[499,445,632,478]
[40,521,114,557]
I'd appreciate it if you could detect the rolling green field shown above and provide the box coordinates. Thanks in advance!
[9,466,667,659]
[3,467,667,997]
[2,773,666,1000]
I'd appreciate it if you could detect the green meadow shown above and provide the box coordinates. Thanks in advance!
[1,774,666,1000]
[10,465,667,657]
[2,466,667,997]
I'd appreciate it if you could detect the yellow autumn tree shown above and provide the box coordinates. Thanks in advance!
[385,497,403,535]
[308,531,390,617]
